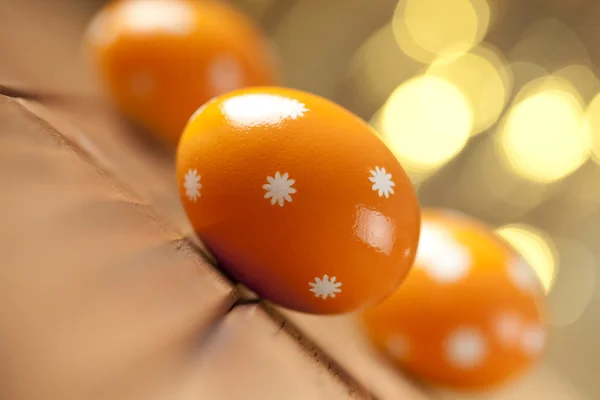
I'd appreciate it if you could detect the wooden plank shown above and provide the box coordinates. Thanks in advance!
[22,96,431,399]
[0,95,235,399]
[172,306,372,400]
[21,100,190,233]
[281,311,430,400]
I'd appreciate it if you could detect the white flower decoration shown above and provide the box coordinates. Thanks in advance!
[415,222,472,283]
[183,169,202,202]
[445,327,488,369]
[369,166,395,198]
[263,172,296,207]
[508,257,540,293]
[309,275,342,299]
[286,99,308,120]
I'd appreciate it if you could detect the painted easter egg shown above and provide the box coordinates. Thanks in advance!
[176,87,421,314]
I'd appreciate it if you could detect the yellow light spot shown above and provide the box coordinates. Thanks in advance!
[392,0,490,63]
[497,80,590,183]
[370,109,435,186]
[584,93,600,165]
[426,46,511,135]
[379,75,472,173]
[496,224,558,293]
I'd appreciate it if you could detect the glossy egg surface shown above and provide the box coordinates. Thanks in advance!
[85,0,279,145]
[361,209,547,389]
[177,87,421,314]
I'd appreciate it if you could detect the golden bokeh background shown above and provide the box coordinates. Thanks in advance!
[228,0,600,397]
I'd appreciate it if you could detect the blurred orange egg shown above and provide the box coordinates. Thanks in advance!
[84,0,279,145]
[176,87,421,314]
[361,209,547,390]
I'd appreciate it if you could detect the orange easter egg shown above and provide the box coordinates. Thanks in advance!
[176,87,421,314]
[85,0,279,145]
[361,209,547,390]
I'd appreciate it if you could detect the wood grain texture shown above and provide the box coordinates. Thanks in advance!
[0,95,236,399]
[12,96,383,400]
[172,306,372,400]
[280,311,430,400]
[0,95,384,399]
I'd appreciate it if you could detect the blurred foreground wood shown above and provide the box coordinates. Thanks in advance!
[0,92,375,399]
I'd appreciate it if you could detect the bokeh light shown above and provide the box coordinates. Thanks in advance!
[378,75,472,176]
[426,45,512,135]
[584,92,600,165]
[392,0,490,63]
[496,224,558,294]
[497,78,591,183]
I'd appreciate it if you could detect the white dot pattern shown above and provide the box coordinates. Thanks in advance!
[445,327,488,369]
